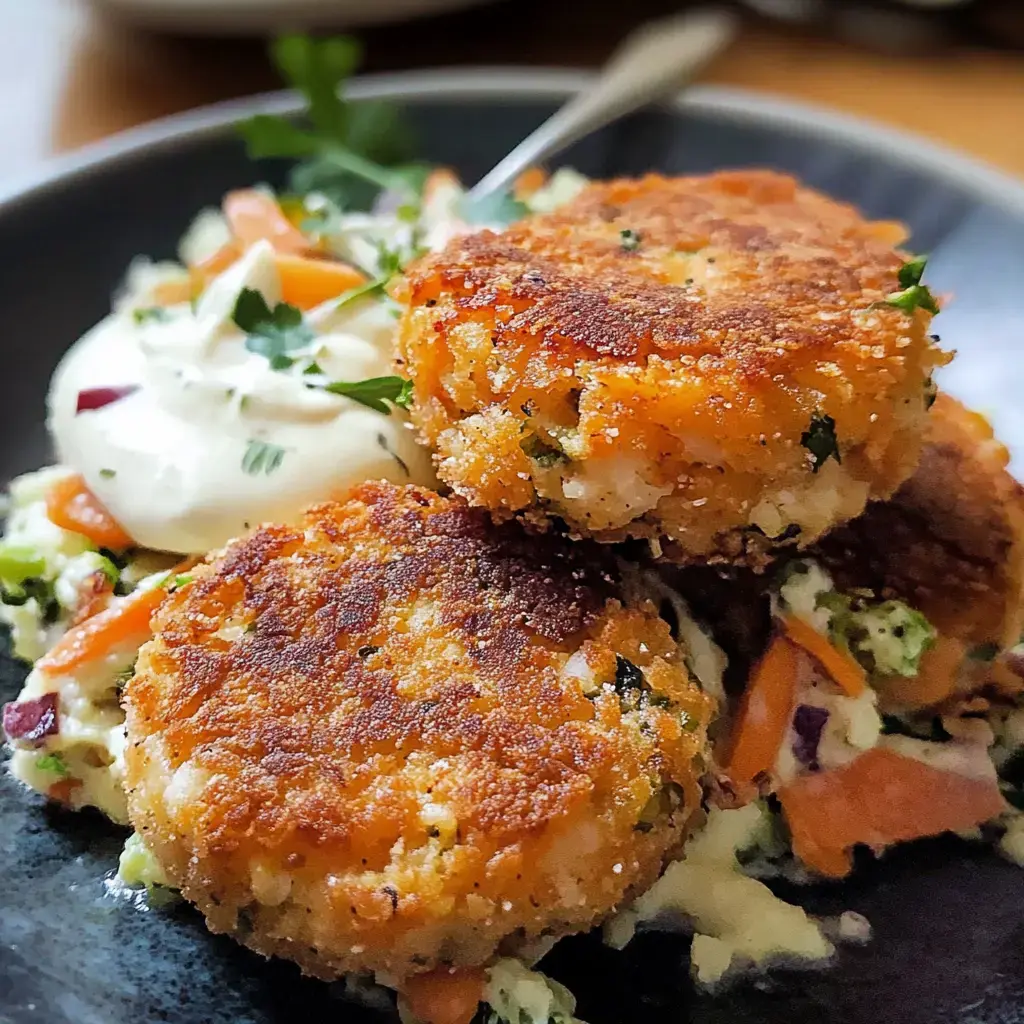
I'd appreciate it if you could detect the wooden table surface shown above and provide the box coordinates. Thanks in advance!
[4,0,1024,182]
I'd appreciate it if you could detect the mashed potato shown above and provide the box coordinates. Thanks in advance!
[397,171,948,564]
[123,482,715,983]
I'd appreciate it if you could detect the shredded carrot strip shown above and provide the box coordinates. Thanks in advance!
[783,615,867,697]
[401,968,485,1024]
[723,634,800,785]
[778,746,1006,878]
[45,474,133,550]
[275,253,368,310]
[223,189,310,254]
[38,586,166,675]
[877,634,964,709]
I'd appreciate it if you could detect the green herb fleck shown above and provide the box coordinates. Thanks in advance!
[232,288,314,365]
[321,375,413,415]
[521,435,566,468]
[801,412,841,473]
[172,573,194,590]
[242,440,287,476]
[303,360,325,375]
[36,752,70,778]
[875,256,940,315]
[614,655,646,695]
[132,307,171,325]
[620,228,642,252]
[99,468,116,479]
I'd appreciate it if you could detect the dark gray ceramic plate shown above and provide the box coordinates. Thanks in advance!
[2,70,1024,1024]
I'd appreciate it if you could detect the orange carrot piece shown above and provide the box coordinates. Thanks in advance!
[778,746,1007,878]
[783,615,867,697]
[724,635,800,785]
[401,968,485,1024]
[223,189,310,255]
[275,253,368,310]
[38,586,166,675]
[877,635,965,710]
[513,166,547,200]
[45,474,133,550]
[151,277,194,306]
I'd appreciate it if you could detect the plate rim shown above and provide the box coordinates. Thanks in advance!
[2,67,1023,218]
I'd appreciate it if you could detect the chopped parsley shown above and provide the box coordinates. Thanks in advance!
[99,468,116,479]
[132,307,171,325]
[613,655,646,695]
[876,255,940,315]
[322,375,413,415]
[232,288,314,365]
[36,752,70,778]
[800,412,841,473]
[242,439,287,475]
[237,35,427,211]
[521,434,566,468]
[620,228,642,252]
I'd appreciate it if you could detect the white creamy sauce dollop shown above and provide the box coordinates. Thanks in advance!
[48,241,435,554]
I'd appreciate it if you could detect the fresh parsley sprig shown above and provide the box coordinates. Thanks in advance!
[322,376,413,415]
[232,288,314,367]
[238,35,427,211]
[876,255,940,316]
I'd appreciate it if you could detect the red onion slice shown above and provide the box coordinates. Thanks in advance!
[792,704,830,769]
[76,385,139,413]
[2,692,59,746]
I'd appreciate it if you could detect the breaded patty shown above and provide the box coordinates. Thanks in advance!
[123,483,713,982]
[396,171,948,563]
[814,393,1024,652]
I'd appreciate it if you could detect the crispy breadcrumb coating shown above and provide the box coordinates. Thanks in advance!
[123,483,713,981]
[396,170,948,564]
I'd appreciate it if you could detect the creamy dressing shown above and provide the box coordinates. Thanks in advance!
[48,241,436,554]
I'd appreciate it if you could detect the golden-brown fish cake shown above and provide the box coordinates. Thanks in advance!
[396,170,949,564]
[123,483,713,982]
[814,393,1024,653]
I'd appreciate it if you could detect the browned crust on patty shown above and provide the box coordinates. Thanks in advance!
[124,483,713,979]
[396,170,947,557]
[813,394,1024,651]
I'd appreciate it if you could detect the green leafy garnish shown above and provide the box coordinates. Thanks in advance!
[242,440,287,475]
[620,228,642,252]
[457,189,529,227]
[132,307,171,325]
[232,287,314,365]
[172,573,194,590]
[322,376,413,415]
[0,545,47,585]
[36,752,70,778]
[800,412,841,473]
[876,255,940,315]
[238,35,425,210]
[99,468,117,479]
